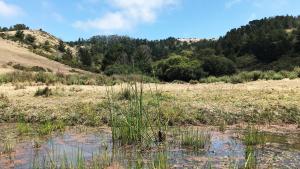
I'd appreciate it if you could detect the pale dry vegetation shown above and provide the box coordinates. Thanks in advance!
[0,79,300,126]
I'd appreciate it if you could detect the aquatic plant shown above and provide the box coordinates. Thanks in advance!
[151,151,169,169]
[2,140,14,154]
[17,122,32,135]
[108,82,168,147]
[244,125,266,146]
[244,146,257,169]
[180,128,211,150]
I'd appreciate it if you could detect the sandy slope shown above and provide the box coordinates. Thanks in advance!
[0,38,75,74]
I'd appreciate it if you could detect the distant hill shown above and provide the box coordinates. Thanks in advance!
[1,16,300,82]
[0,28,83,74]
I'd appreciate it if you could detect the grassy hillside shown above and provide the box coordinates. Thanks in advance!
[0,38,78,74]
[0,27,84,74]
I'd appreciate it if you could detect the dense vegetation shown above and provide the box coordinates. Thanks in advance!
[2,16,300,82]
[68,16,300,81]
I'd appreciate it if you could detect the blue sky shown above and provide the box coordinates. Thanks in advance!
[0,0,300,41]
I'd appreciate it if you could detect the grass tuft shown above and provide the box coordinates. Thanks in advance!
[181,128,211,150]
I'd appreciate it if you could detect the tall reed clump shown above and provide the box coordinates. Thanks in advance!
[180,128,211,150]
[243,125,266,146]
[244,146,257,169]
[107,82,168,147]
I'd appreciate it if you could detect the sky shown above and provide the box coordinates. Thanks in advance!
[0,0,300,41]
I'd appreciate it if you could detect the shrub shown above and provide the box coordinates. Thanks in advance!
[25,34,36,44]
[30,66,47,72]
[15,30,24,41]
[0,93,9,108]
[155,55,207,82]
[189,80,198,84]
[104,64,138,76]
[203,56,237,76]
[34,87,52,97]
[12,64,27,71]
[272,73,284,80]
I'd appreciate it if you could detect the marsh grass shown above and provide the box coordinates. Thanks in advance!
[151,151,169,169]
[180,128,211,150]
[243,125,266,146]
[37,121,65,136]
[108,82,168,147]
[17,122,32,135]
[1,138,15,154]
[218,120,227,132]
[244,146,257,169]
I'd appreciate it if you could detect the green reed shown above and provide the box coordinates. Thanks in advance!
[180,128,211,150]
[107,81,168,147]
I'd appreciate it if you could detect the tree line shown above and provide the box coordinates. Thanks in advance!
[2,16,300,82]
[67,16,300,81]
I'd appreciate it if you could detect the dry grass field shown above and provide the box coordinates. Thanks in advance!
[0,38,76,74]
[1,79,300,127]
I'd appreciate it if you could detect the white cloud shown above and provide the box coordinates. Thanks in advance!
[0,0,23,17]
[225,0,242,9]
[73,0,179,33]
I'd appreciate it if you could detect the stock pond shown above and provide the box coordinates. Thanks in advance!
[0,124,299,169]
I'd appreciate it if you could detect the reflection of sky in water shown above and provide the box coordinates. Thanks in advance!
[0,128,300,169]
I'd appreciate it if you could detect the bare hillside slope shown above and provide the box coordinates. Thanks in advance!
[0,37,76,74]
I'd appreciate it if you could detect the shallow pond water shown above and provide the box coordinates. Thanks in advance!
[0,124,299,169]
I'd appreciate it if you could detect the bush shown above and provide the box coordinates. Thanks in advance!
[0,93,9,108]
[154,55,207,82]
[15,30,24,41]
[189,80,198,84]
[34,87,52,97]
[25,34,36,44]
[203,56,237,76]
[104,64,138,76]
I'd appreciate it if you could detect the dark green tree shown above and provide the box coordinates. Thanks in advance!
[78,47,92,66]
[12,24,29,31]
[203,56,237,76]
[155,55,206,81]
[62,48,73,61]
[133,45,152,73]
[58,40,66,52]
[15,30,24,41]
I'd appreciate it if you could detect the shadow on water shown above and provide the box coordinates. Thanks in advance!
[0,124,299,169]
